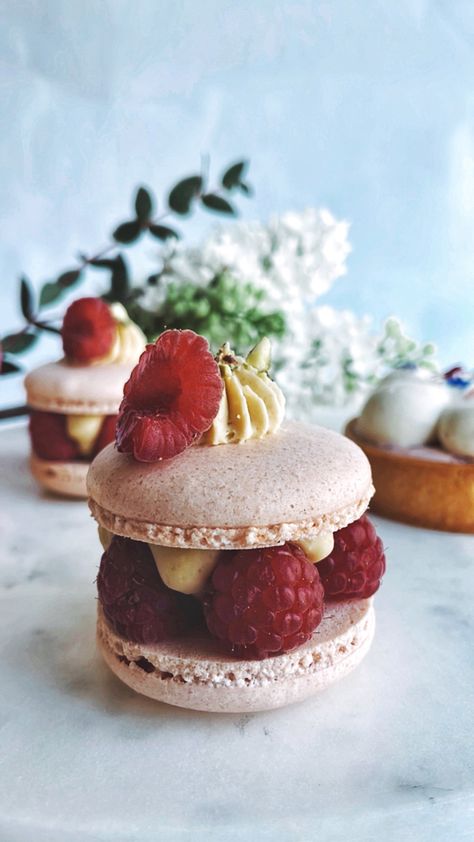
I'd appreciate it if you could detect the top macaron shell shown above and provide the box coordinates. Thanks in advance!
[87,421,374,550]
[25,360,135,415]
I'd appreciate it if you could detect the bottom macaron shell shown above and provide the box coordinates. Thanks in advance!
[97,599,375,713]
[346,419,474,534]
[30,453,89,499]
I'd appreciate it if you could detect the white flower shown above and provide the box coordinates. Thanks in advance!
[142,207,351,309]
[137,208,436,414]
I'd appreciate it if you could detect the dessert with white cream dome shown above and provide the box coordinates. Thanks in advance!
[346,364,474,532]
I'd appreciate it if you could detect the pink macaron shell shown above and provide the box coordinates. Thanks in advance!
[87,421,374,550]
[25,359,134,415]
[97,598,375,713]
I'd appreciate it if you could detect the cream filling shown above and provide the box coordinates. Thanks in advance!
[204,339,285,445]
[149,545,220,596]
[66,414,104,456]
[298,532,335,562]
[98,528,334,595]
[99,303,147,365]
[98,525,113,552]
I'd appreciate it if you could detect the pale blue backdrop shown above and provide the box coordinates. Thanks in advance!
[1,0,474,404]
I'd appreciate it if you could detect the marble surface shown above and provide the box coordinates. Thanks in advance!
[1,424,474,841]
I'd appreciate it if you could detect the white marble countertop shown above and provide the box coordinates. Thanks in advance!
[0,423,473,841]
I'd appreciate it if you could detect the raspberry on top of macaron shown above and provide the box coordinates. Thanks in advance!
[116,329,224,462]
[115,329,287,462]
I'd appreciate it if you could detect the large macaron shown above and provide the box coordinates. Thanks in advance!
[26,360,135,499]
[89,420,377,712]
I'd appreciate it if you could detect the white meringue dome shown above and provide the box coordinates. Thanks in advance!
[437,398,474,458]
[377,366,434,387]
[356,368,451,448]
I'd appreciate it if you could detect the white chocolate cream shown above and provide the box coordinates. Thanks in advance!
[356,368,451,448]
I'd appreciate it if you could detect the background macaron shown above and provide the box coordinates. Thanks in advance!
[25,360,135,415]
[25,360,135,498]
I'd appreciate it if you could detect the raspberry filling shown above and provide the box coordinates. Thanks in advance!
[97,516,386,660]
[97,536,202,643]
[317,515,386,600]
[29,409,117,461]
[204,543,325,659]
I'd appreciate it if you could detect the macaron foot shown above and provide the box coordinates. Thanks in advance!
[30,453,89,499]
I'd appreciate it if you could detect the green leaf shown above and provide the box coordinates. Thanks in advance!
[238,181,253,196]
[1,359,22,375]
[135,186,153,221]
[39,281,63,307]
[1,330,37,354]
[221,160,248,190]
[88,258,117,269]
[20,276,35,320]
[57,268,81,288]
[113,220,142,244]
[201,194,235,215]
[101,256,130,304]
[149,224,180,241]
[168,176,203,215]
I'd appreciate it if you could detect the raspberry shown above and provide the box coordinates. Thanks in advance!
[29,410,79,461]
[92,414,117,456]
[317,515,386,600]
[204,543,325,659]
[97,535,201,643]
[62,297,117,363]
[116,329,223,462]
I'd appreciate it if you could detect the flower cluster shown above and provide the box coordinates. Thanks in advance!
[142,209,437,411]
[144,207,350,313]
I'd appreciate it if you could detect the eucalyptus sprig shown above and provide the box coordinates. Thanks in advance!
[0,158,252,374]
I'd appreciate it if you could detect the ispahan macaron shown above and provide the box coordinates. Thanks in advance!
[25,297,146,498]
[88,331,386,713]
